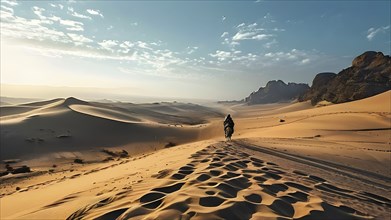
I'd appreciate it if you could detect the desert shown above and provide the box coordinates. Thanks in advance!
[1,89,390,219]
[1,1,390,219]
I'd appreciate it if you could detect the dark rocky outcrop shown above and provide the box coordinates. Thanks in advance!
[245,80,310,105]
[300,51,391,105]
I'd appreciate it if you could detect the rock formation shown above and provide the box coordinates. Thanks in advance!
[300,51,390,105]
[245,80,310,105]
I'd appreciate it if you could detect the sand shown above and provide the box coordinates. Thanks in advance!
[0,91,390,219]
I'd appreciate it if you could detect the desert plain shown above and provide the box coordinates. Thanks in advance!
[0,91,390,220]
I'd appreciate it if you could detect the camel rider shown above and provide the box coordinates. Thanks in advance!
[224,114,235,134]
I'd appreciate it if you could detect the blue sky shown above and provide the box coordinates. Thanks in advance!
[1,0,390,101]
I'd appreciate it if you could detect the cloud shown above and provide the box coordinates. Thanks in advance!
[49,4,64,10]
[222,37,239,47]
[70,11,92,20]
[263,39,278,48]
[137,41,152,50]
[30,6,85,31]
[209,50,232,61]
[367,25,390,41]
[300,58,310,65]
[1,0,18,6]
[32,6,47,20]
[130,22,138,26]
[67,33,93,45]
[98,40,118,51]
[48,15,61,22]
[0,6,194,79]
[221,32,228,38]
[1,5,13,13]
[1,15,70,44]
[263,49,313,65]
[186,46,198,54]
[120,41,134,48]
[68,7,92,20]
[59,19,84,31]
[86,9,104,18]
[232,22,272,41]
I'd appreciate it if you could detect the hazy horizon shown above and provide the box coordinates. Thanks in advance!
[0,84,223,104]
[1,0,390,100]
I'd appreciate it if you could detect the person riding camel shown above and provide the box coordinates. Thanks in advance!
[223,114,234,140]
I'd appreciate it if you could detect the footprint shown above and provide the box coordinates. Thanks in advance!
[178,170,193,175]
[253,176,267,183]
[199,196,225,207]
[288,191,309,202]
[223,164,239,171]
[252,162,263,167]
[151,169,172,179]
[200,159,209,163]
[260,183,288,195]
[263,171,282,180]
[94,208,128,220]
[308,175,326,183]
[244,193,262,203]
[212,157,221,162]
[216,183,241,198]
[207,182,218,186]
[220,172,241,179]
[179,165,194,171]
[209,170,222,176]
[230,161,248,169]
[224,177,251,189]
[268,199,294,217]
[243,169,261,174]
[197,174,211,182]
[205,191,215,195]
[285,182,312,192]
[222,157,237,162]
[139,192,165,209]
[152,182,185,194]
[208,162,224,168]
[250,157,264,163]
[171,173,185,180]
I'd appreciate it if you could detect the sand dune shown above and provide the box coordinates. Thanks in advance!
[76,143,386,220]
[0,97,222,160]
[0,91,390,219]
[1,141,389,219]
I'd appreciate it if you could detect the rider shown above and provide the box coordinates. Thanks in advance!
[224,114,235,136]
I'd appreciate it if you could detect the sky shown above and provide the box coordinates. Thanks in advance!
[1,0,390,101]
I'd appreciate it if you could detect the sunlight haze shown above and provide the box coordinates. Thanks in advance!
[1,0,390,100]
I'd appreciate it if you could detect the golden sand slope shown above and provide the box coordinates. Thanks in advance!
[2,141,389,220]
[0,91,390,220]
[0,97,223,160]
[72,142,389,220]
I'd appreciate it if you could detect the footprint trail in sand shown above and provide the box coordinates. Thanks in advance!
[69,142,390,220]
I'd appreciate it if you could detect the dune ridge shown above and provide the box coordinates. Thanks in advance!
[0,91,390,219]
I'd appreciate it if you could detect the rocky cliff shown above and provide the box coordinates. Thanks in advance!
[245,80,310,105]
[300,51,391,105]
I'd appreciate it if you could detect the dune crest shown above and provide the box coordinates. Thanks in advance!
[1,91,390,219]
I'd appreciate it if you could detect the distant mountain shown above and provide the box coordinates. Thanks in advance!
[0,97,42,105]
[244,80,310,105]
[300,51,391,105]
